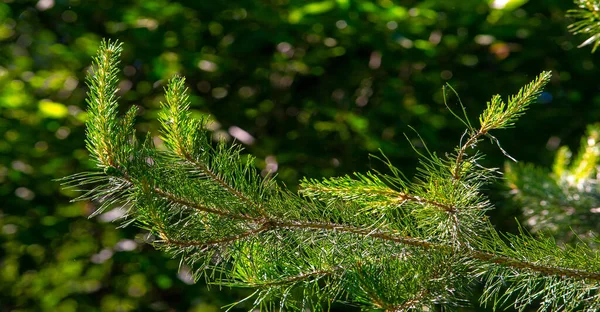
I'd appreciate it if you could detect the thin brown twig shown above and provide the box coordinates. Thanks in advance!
[161,222,272,248]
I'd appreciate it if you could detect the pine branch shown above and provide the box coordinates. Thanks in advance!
[454,71,551,179]
[568,0,600,52]
[65,41,600,311]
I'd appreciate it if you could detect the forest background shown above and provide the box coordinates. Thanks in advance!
[1,0,599,311]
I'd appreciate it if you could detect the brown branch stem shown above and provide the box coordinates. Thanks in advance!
[162,222,271,248]
[453,130,484,180]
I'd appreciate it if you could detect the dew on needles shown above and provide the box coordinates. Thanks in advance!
[61,39,600,311]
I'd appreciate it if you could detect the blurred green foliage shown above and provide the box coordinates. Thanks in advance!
[506,124,600,244]
[1,0,599,311]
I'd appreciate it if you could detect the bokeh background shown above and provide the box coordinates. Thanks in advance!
[1,0,599,311]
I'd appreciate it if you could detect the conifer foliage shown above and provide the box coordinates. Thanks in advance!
[506,124,600,244]
[65,40,600,311]
[568,0,600,52]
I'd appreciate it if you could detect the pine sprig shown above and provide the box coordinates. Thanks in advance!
[568,0,600,52]
[65,41,600,311]
[84,39,137,170]
[454,71,551,179]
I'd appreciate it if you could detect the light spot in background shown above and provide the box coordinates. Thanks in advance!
[527,215,538,227]
[369,51,381,69]
[56,126,71,139]
[398,38,413,49]
[490,0,510,9]
[440,70,453,80]
[475,34,495,45]
[490,43,512,60]
[277,42,292,54]
[83,281,101,293]
[178,265,195,285]
[124,65,136,76]
[386,21,398,30]
[63,76,79,92]
[98,207,126,223]
[331,158,340,167]
[324,38,337,47]
[212,130,230,142]
[545,136,561,151]
[152,136,164,148]
[590,207,600,213]
[3,224,17,235]
[91,249,113,264]
[12,160,33,174]
[118,80,133,93]
[36,0,54,11]
[305,34,319,44]
[428,30,442,45]
[262,155,278,176]
[115,239,137,251]
[270,73,294,88]
[335,20,347,29]
[34,141,48,152]
[135,18,158,31]
[331,89,345,101]
[198,60,218,72]
[212,87,228,99]
[238,86,255,98]
[356,96,368,107]
[220,34,235,46]
[39,100,69,119]
[204,120,221,131]
[229,126,255,145]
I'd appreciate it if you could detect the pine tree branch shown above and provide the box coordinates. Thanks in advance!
[301,184,456,213]
[274,220,600,281]
[454,71,551,179]
[117,169,257,221]
[391,289,429,312]
[107,165,600,282]
[182,153,267,216]
[245,267,341,288]
[159,221,271,248]
[75,41,600,310]
[152,184,254,221]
